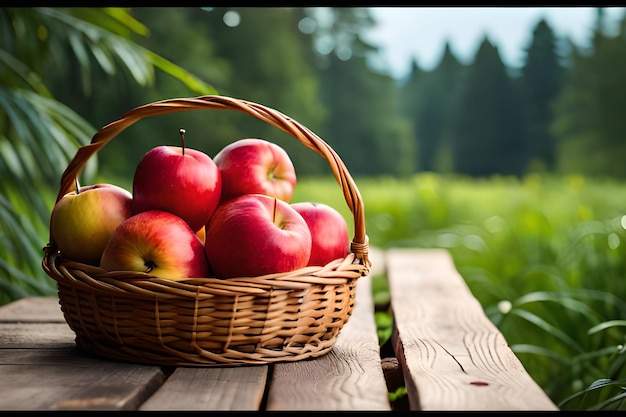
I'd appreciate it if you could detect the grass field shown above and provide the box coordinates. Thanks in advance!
[293,172,626,409]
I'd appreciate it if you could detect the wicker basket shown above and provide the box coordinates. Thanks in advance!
[42,95,371,367]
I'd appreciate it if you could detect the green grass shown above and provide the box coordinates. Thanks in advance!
[293,172,626,410]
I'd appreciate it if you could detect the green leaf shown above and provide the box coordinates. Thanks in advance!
[388,386,407,402]
[0,49,51,95]
[588,390,626,411]
[110,39,153,86]
[35,7,216,94]
[588,320,626,336]
[514,290,602,323]
[510,308,585,353]
[67,31,92,95]
[102,7,149,36]
[560,378,626,410]
[511,343,571,365]
[90,42,116,75]
[145,50,218,95]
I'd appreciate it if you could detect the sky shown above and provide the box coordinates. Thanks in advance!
[363,7,626,79]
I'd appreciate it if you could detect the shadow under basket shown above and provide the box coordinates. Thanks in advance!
[42,95,371,367]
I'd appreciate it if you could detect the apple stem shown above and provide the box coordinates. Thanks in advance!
[179,128,186,156]
[74,177,80,195]
[145,260,156,273]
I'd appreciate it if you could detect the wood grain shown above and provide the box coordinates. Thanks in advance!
[0,347,165,410]
[386,248,558,411]
[0,322,75,348]
[265,250,391,411]
[0,298,166,411]
[139,366,268,410]
[0,296,65,322]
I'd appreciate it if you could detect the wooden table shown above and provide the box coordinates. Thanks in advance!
[0,248,558,411]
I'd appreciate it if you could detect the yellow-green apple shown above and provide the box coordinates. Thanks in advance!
[50,183,133,265]
[204,194,311,278]
[291,202,350,266]
[213,138,296,203]
[132,129,222,232]
[100,210,210,279]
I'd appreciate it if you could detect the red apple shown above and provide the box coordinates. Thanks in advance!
[204,194,311,278]
[132,129,222,232]
[213,138,296,203]
[50,183,133,265]
[100,210,210,279]
[291,202,350,267]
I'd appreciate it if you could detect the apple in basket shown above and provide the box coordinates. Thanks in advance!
[132,129,222,233]
[50,183,133,265]
[213,138,297,203]
[100,210,210,279]
[204,193,312,278]
[291,202,350,267]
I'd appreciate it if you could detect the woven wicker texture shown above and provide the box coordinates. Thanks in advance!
[42,95,371,366]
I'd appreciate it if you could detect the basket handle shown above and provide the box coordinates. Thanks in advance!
[53,95,370,272]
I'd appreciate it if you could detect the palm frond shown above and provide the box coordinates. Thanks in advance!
[33,7,216,94]
[0,87,96,187]
[0,49,51,95]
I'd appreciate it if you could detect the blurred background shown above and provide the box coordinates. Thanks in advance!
[1,6,625,410]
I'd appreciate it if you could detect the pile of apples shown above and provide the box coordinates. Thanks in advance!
[49,131,350,280]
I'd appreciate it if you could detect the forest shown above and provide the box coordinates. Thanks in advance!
[1,7,626,410]
[3,8,624,182]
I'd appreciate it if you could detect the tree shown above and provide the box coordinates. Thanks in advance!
[552,8,626,177]
[519,18,564,172]
[451,36,525,177]
[0,7,215,304]
[314,7,414,177]
[401,42,465,172]
[401,59,438,172]
[200,7,327,176]
[320,52,414,177]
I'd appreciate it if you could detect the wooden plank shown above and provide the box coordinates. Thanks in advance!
[265,247,391,411]
[0,299,166,411]
[0,348,165,410]
[0,322,75,348]
[386,248,558,411]
[0,296,65,323]
[139,366,268,411]
[0,347,84,364]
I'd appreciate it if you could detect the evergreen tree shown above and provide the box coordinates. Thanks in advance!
[317,7,414,177]
[400,59,430,171]
[401,42,465,173]
[519,18,564,172]
[320,48,414,177]
[452,36,524,177]
[304,7,378,73]
[434,42,466,173]
[553,8,626,177]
